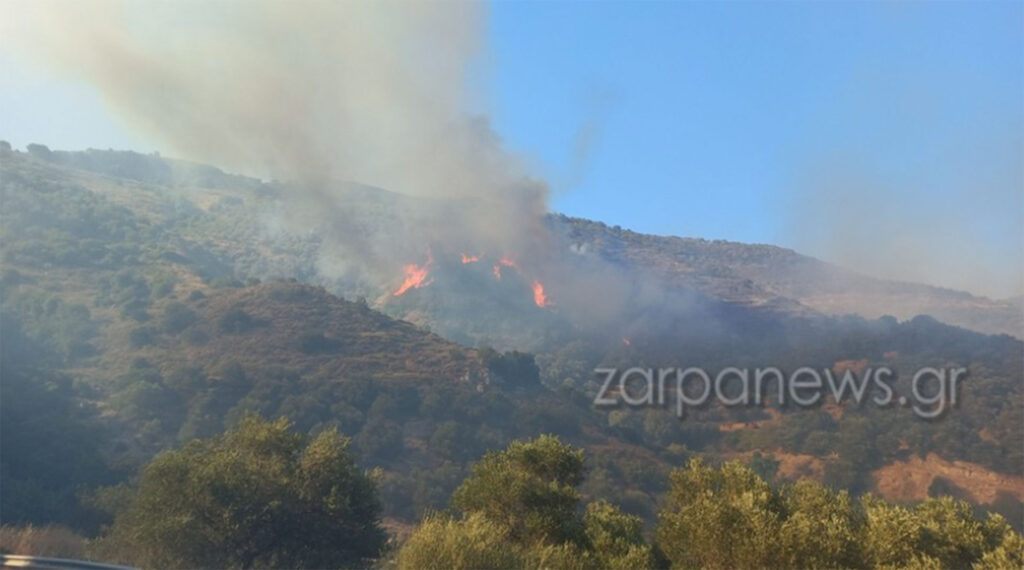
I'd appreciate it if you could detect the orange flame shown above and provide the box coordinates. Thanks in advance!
[493,256,518,280]
[461,253,481,264]
[532,281,550,308]
[394,251,433,296]
[394,263,431,296]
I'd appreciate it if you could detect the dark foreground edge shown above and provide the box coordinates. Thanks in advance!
[1,556,134,570]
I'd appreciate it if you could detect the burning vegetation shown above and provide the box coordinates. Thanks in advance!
[532,281,550,308]
[393,252,552,308]
[394,252,433,297]
[493,256,518,280]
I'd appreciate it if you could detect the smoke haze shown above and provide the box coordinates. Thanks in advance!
[4,0,549,281]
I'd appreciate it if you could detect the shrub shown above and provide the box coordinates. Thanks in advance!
[128,326,155,348]
[396,513,521,570]
[149,271,177,299]
[93,416,385,569]
[583,501,657,569]
[298,331,341,354]
[452,434,584,545]
[218,304,258,334]
[160,301,196,334]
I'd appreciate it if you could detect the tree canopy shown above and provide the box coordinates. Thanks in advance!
[93,415,385,569]
[452,434,586,545]
[657,458,1022,570]
[399,435,656,570]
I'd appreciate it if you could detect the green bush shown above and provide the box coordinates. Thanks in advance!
[396,513,522,570]
[218,304,259,334]
[93,416,385,569]
[128,326,155,348]
[452,434,584,545]
[656,459,1022,570]
[398,436,656,570]
[160,301,196,334]
[149,271,177,299]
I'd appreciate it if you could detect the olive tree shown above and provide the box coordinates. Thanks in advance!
[94,416,385,569]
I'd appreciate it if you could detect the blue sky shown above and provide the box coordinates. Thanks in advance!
[1,1,1021,297]
[485,1,1022,297]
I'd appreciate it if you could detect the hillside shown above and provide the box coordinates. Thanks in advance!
[6,143,1019,340]
[556,216,1022,338]
[121,282,484,383]
[0,144,669,521]
[1,143,1021,531]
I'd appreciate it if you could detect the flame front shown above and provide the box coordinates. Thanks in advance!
[394,263,431,296]
[394,252,433,296]
[532,281,550,308]
[395,250,547,307]
[493,256,517,280]
[622,337,632,346]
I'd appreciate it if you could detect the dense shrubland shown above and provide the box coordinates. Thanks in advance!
[657,459,1022,569]
[396,435,1022,570]
[2,147,1022,566]
[9,424,1019,569]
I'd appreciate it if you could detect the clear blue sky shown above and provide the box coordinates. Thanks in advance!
[1,1,1021,297]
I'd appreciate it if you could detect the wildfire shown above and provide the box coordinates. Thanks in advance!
[394,252,433,296]
[492,256,518,280]
[532,280,551,308]
[622,337,631,346]
[391,250,550,308]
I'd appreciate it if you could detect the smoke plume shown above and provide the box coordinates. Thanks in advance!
[4,0,549,281]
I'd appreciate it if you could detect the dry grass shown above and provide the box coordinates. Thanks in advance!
[0,524,87,559]
[872,453,1024,504]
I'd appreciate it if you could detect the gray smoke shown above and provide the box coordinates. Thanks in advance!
[4,0,549,282]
